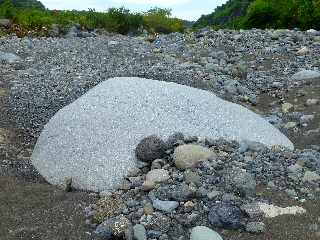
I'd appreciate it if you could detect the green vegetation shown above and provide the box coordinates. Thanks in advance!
[143,7,185,34]
[0,0,185,37]
[194,0,320,30]
[194,0,252,29]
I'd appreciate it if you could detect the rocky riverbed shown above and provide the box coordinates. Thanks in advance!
[0,28,320,240]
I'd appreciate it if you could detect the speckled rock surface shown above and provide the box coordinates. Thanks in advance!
[31,77,293,191]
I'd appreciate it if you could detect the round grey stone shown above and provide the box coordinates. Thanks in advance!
[190,226,223,240]
[208,203,242,229]
[133,224,147,240]
[135,135,166,162]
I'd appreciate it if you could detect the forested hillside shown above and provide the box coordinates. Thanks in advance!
[194,0,253,28]
[195,0,320,30]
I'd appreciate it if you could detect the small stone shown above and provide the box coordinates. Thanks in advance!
[127,167,141,177]
[59,178,72,192]
[146,169,170,183]
[246,222,266,233]
[284,122,298,129]
[143,203,154,215]
[93,196,125,223]
[135,135,167,162]
[300,115,314,124]
[174,144,215,170]
[95,215,131,239]
[166,132,184,149]
[306,99,319,106]
[133,224,147,240]
[99,190,113,198]
[207,190,221,200]
[108,41,119,46]
[272,82,282,88]
[225,168,256,197]
[302,171,320,183]
[241,203,264,218]
[239,140,266,153]
[285,189,298,198]
[184,170,201,186]
[183,201,195,212]
[282,102,294,113]
[287,164,303,182]
[142,180,156,191]
[208,203,242,229]
[151,159,165,170]
[297,46,310,54]
[190,226,223,240]
[152,199,179,213]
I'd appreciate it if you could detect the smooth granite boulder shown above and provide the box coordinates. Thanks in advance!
[32,77,293,191]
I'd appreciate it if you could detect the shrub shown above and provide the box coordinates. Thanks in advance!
[0,0,16,18]
[143,7,185,33]
[0,3,185,36]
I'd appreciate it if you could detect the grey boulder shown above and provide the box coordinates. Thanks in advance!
[0,51,21,63]
[31,77,293,191]
[292,70,320,81]
[0,19,11,28]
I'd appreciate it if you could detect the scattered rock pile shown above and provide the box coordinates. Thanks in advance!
[1,28,319,134]
[84,134,320,240]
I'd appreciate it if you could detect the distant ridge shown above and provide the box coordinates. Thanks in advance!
[0,0,45,9]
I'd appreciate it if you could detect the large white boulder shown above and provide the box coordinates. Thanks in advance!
[31,77,293,191]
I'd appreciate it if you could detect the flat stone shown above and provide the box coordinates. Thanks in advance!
[241,203,264,218]
[32,78,293,191]
[152,199,179,213]
[133,224,147,240]
[302,171,320,183]
[297,46,310,54]
[257,203,306,218]
[284,122,298,129]
[0,52,21,64]
[306,99,319,106]
[146,169,170,183]
[246,222,266,233]
[190,226,223,240]
[292,70,320,81]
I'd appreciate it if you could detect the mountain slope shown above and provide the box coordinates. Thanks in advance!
[194,0,253,28]
[0,0,45,9]
[194,0,320,30]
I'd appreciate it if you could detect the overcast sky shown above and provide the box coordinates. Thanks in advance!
[41,0,228,21]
